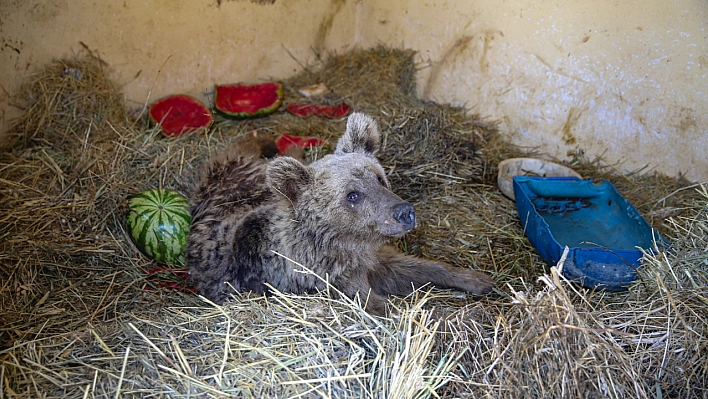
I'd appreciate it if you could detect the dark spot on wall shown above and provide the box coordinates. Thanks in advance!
[423,30,503,99]
[423,35,473,99]
[561,107,581,146]
[215,0,275,7]
[1,39,23,55]
[699,55,708,69]
[26,0,68,22]
[313,0,346,59]
[670,107,697,131]
[479,30,502,73]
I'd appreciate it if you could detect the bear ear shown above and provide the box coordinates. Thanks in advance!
[266,157,314,203]
[335,113,381,155]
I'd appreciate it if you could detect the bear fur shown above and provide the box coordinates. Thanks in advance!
[187,113,495,314]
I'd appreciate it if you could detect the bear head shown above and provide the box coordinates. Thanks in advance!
[265,113,415,242]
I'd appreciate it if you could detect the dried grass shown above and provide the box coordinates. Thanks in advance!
[1,46,707,398]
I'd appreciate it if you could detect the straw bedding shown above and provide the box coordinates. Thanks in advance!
[1,47,706,398]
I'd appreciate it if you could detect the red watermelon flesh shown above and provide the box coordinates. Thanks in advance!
[286,102,350,119]
[142,267,195,292]
[149,94,213,137]
[214,82,283,119]
[275,132,327,155]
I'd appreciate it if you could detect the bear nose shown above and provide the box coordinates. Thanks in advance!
[393,202,415,227]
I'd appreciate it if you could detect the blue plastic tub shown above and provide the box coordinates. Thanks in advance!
[513,176,664,291]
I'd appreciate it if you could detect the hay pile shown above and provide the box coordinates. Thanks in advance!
[1,47,707,398]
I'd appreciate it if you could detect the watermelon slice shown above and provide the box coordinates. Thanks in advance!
[286,102,350,119]
[275,132,327,155]
[149,94,213,137]
[214,82,283,119]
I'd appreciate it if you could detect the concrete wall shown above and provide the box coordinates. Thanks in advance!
[2,0,706,181]
[359,1,708,181]
[0,0,356,129]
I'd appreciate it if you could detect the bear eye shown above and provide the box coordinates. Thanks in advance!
[346,191,361,204]
[377,175,386,187]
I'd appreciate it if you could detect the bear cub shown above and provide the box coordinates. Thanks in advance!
[187,113,495,314]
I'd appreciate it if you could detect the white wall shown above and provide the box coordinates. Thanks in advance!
[0,0,356,129]
[2,0,706,181]
[358,1,708,181]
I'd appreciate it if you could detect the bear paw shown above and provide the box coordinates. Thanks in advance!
[456,270,496,296]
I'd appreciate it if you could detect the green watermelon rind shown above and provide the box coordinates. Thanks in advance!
[126,189,191,266]
[148,94,214,137]
[214,82,284,119]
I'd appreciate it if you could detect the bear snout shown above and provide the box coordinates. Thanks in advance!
[392,202,415,228]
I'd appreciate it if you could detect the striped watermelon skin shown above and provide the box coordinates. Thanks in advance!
[126,189,191,266]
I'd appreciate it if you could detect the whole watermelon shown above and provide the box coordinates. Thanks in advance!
[126,189,191,266]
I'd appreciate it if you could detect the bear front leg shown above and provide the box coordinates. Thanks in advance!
[371,246,496,297]
[363,293,388,316]
[332,273,389,316]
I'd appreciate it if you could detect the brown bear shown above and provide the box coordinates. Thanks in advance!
[187,112,495,315]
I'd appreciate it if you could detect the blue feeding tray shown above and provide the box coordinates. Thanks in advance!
[513,176,664,291]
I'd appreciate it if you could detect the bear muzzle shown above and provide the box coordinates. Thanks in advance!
[392,202,416,229]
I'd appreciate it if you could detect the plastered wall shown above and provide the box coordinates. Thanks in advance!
[359,1,708,182]
[0,0,356,129]
[2,0,706,181]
